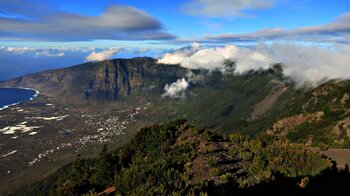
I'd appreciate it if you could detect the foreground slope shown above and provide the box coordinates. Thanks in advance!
[13,119,350,196]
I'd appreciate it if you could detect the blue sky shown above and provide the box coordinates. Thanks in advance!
[0,0,349,80]
[44,0,350,38]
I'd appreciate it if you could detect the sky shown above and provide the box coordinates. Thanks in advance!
[0,0,349,82]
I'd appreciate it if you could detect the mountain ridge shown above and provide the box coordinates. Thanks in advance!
[0,57,188,103]
[1,57,350,194]
[0,57,297,135]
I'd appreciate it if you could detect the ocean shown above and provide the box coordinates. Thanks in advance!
[0,88,38,110]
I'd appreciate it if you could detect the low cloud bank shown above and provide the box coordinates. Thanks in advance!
[265,44,350,87]
[158,43,350,87]
[35,50,65,57]
[162,78,190,98]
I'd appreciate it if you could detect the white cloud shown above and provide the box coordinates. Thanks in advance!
[87,46,96,51]
[0,1,174,41]
[51,46,96,52]
[85,48,122,62]
[191,42,201,49]
[157,42,203,65]
[265,44,350,87]
[183,0,275,18]
[137,48,150,53]
[0,46,98,54]
[4,46,36,54]
[158,43,271,73]
[35,50,65,57]
[158,43,350,87]
[162,78,190,98]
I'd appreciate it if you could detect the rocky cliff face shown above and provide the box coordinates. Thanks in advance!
[86,59,144,101]
[0,57,187,102]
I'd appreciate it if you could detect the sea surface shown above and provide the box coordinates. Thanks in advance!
[0,88,38,110]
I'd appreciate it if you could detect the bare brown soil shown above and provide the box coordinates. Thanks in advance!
[249,87,287,120]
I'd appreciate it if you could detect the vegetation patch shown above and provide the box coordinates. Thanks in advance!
[12,119,338,195]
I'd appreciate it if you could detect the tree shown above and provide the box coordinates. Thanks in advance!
[90,145,119,187]
[56,154,91,195]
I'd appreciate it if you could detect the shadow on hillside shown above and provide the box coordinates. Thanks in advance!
[208,161,350,196]
[305,162,350,196]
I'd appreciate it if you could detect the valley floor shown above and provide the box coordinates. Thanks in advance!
[0,93,152,193]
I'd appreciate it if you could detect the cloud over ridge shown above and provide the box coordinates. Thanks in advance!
[85,48,123,62]
[158,43,350,87]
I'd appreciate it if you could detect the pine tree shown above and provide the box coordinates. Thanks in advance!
[90,145,119,187]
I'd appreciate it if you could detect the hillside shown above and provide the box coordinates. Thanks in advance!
[1,58,350,194]
[0,58,299,134]
[267,80,350,148]
[2,58,349,146]
[0,58,301,193]
[12,119,350,196]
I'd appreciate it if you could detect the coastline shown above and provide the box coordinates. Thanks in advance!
[0,87,40,111]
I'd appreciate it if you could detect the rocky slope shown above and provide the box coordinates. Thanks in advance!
[266,80,350,148]
[11,120,339,196]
